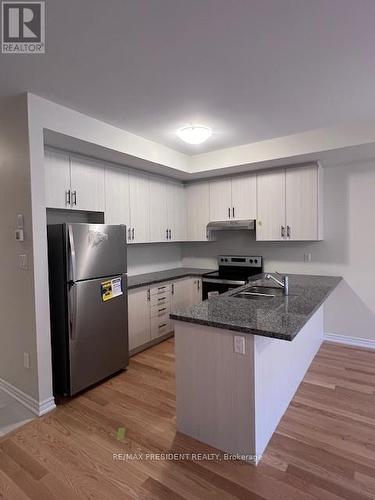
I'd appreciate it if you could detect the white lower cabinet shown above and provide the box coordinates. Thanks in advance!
[171,277,202,311]
[128,286,151,351]
[128,276,203,354]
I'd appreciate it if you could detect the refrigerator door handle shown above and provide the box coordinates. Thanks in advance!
[67,224,77,282]
[68,283,77,341]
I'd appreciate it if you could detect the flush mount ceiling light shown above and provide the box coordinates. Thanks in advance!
[177,125,212,145]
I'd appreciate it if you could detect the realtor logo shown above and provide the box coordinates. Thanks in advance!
[1,1,45,53]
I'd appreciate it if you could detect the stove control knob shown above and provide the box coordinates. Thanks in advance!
[254,259,258,264]
[249,259,253,264]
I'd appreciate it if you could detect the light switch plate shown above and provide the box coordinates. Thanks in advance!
[304,253,312,263]
[234,336,245,354]
[19,254,28,270]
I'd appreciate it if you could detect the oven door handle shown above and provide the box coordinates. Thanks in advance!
[202,278,247,286]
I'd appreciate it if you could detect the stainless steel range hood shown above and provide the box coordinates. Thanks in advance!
[206,220,256,231]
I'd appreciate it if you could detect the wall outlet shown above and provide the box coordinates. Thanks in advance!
[234,336,245,354]
[19,254,28,270]
[304,253,312,263]
[23,352,30,369]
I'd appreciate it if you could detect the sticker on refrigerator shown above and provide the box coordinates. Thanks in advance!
[101,277,123,302]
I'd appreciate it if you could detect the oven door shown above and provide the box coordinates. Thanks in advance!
[202,279,244,300]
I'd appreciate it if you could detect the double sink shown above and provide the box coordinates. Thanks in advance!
[233,285,286,300]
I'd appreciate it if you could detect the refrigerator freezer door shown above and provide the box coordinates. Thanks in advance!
[67,223,127,282]
[68,274,128,395]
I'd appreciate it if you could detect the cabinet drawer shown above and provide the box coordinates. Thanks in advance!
[150,293,171,307]
[150,283,172,296]
[151,302,171,318]
[151,313,172,339]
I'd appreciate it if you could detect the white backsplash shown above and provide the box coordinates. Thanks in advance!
[127,243,182,276]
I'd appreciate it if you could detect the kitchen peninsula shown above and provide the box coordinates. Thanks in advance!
[171,274,342,464]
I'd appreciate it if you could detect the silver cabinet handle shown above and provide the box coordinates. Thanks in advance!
[197,280,200,291]
[158,308,167,313]
[132,228,135,240]
[65,190,71,206]
[287,225,291,239]
[232,207,235,218]
[72,190,77,206]
[228,207,231,218]
[172,283,175,294]
[166,228,168,239]
[281,226,285,238]
[127,228,131,241]
[169,229,172,240]
[158,323,167,329]
[147,289,150,301]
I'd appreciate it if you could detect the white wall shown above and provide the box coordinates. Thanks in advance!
[0,96,39,399]
[182,160,375,341]
[127,244,182,276]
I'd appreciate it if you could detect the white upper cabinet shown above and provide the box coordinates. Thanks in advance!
[104,166,130,226]
[209,174,257,222]
[167,182,187,241]
[285,165,321,241]
[70,156,105,212]
[128,171,150,244]
[257,165,322,241]
[231,174,257,220]
[209,179,232,221]
[256,170,286,241]
[44,149,71,209]
[149,176,168,242]
[45,148,322,244]
[186,182,210,241]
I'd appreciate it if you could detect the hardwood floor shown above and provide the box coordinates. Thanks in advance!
[1,339,375,499]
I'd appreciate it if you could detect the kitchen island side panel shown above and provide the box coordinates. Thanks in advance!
[254,305,324,457]
[174,321,256,459]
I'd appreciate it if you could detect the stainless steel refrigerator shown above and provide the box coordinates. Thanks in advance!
[47,223,128,396]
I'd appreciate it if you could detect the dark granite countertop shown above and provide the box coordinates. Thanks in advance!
[128,268,214,289]
[170,273,342,341]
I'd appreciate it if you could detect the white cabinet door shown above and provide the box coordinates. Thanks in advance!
[128,287,151,351]
[286,166,319,241]
[256,170,286,241]
[191,278,202,305]
[186,182,210,241]
[231,174,257,220]
[149,177,168,242]
[104,166,130,228]
[171,278,193,311]
[209,179,232,221]
[70,156,105,212]
[44,149,71,209]
[129,172,150,243]
[167,182,187,241]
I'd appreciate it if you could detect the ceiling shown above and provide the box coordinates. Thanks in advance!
[2,0,375,154]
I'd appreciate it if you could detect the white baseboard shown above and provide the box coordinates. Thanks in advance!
[0,378,56,416]
[324,332,375,350]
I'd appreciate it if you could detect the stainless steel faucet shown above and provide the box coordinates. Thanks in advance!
[265,272,289,295]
